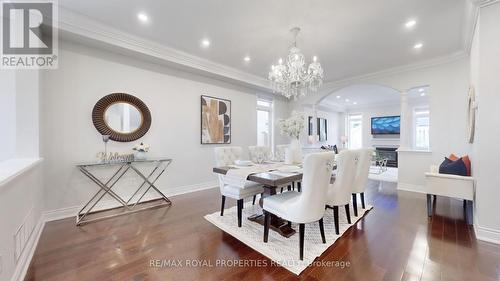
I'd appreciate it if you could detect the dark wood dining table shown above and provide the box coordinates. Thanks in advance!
[213,165,303,238]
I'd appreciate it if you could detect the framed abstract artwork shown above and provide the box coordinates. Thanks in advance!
[201,95,231,144]
[317,117,327,141]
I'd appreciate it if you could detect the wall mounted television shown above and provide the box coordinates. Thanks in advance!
[371,116,400,135]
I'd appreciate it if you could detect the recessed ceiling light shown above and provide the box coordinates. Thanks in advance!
[420,93,426,97]
[244,56,251,62]
[313,56,318,62]
[353,102,358,105]
[336,95,341,99]
[201,39,210,48]
[405,19,417,29]
[418,88,425,92]
[414,43,423,49]
[345,99,350,102]
[137,12,149,23]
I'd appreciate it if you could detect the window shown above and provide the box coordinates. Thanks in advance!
[256,98,273,147]
[413,108,430,150]
[347,114,362,149]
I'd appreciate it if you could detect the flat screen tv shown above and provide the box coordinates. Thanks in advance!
[371,116,400,135]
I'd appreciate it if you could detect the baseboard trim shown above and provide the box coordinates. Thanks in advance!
[10,216,45,281]
[43,180,219,222]
[475,225,500,245]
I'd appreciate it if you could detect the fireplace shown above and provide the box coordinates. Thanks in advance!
[375,147,398,167]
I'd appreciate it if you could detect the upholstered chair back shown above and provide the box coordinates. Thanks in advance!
[275,144,289,161]
[327,150,357,206]
[352,148,373,193]
[214,147,242,191]
[288,152,335,223]
[248,146,271,163]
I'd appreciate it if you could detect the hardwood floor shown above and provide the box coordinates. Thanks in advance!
[26,182,500,281]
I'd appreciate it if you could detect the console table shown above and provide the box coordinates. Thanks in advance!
[76,158,172,225]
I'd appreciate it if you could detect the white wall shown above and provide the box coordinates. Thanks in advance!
[301,106,343,148]
[346,104,401,148]
[471,3,500,244]
[0,70,16,162]
[40,41,289,211]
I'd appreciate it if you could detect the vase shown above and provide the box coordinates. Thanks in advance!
[289,138,302,164]
[134,151,147,160]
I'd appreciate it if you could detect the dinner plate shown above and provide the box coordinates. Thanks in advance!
[234,160,253,166]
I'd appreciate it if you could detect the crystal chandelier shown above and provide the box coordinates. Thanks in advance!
[268,27,324,100]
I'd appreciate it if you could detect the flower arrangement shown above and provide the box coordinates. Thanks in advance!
[277,111,306,140]
[132,142,150,152]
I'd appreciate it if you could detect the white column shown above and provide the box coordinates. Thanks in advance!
[399,90,411,150]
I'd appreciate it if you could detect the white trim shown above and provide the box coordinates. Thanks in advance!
[397,149,432,153]
[10,216,45,281]
[475,225,500,245]
[57,7,271,92]
[0,158,43,187]
[44,180,218,222]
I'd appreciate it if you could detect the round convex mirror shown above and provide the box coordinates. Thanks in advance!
[104,102,143,134]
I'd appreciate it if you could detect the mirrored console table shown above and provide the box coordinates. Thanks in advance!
[76,158,172,226]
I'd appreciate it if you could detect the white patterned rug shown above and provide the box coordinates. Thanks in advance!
[204,201,373,275]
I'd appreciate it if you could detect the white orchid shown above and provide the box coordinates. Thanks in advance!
[277,111,305,140]
[132,142,150,152]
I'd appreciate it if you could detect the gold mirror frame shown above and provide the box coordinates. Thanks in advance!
[92,93,151,142]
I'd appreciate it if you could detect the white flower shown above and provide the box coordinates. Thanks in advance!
[277,111,305,139]
[133,142,150,152]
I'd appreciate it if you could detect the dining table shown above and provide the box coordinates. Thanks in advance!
[213,162,335,238]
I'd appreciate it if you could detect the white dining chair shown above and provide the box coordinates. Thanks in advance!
[262,152,334,260]
[351,148,373,216]
[326,150,357,234]
[214,147,264,227]
[248,146,272,163]
[275,144,289,162]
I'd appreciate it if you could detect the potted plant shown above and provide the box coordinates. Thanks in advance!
[132,142,150,160]
[277,111,305,163]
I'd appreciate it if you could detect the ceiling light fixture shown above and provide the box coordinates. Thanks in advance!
[414,43,423,49]
[201,39,210,48]
[345,99,350,102]
[268,27,324,100]
[137,12,149,23]
[336,95,341,99]
[244,56,251,62]
[419,88,425,92]
[353,102,358,105]
[420,93,426,97]
[405,19,417,29]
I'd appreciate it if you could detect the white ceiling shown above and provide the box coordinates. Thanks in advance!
[58,0,469,82]
[319,84,429,110]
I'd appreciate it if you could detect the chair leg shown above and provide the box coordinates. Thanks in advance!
[333,206,339,235]
[220,195,226,216]
[287,185,291,191]
[237,199,243,227]
[426,194,433,217]
[361,192,365,209]
[352,194,358,217]
[281,187,284,193]
[287,221,292,228]
[319,218,326,243]
[252,195,256,205]
[292,181,295,190]
[263,211,270,242]
[299,223,305,260]
[345,204,351,224]
[297,182,301,192]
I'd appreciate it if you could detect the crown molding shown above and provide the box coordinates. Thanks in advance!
[470,0,500,8]
[318,50,467,96]
[56,7,272,93]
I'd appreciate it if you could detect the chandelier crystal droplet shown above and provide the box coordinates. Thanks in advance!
[268,27,324,100]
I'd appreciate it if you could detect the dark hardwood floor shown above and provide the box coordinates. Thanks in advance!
[26,182,500,281]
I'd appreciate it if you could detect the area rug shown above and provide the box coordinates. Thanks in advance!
[204,201,373,275]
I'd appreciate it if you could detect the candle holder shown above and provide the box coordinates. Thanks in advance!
[102,135,110,162]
